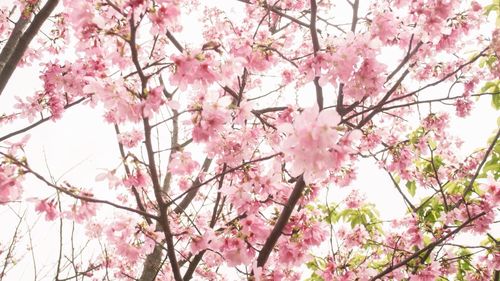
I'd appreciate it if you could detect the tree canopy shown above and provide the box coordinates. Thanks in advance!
[0,0,499,280]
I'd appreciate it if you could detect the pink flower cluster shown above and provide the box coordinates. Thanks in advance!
[170,53,220,90]
[35,199,58,220]
[191,94,231,143]
[85,80,165,123]
[118,129,143,148]
[168,151,199,176]
[280,105,360,183]
[148,1,180,34]
[300,35,387,101]
[0,165,22,204]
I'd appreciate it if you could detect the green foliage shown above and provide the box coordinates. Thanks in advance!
[455,249,473,281]
[305,273,324,281]
[416,196,445,224]
[408,127,426,145]
[480,80,500,110]
[415,154,444,178]
[305,257,326,281]
[445,181,464,195]
[479,54,498,69]
[484,0,500,26]
[306,257,326,271]
[479,131,500,180]
[330,204,382,233]
[406,180,417,197]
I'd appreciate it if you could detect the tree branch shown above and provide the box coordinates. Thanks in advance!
[0,12,30,75]
[256,175,306,267]
[0,97,86,143]
[0,0,60,96]
[0,152,159,220]
[370,211,486,280]
[309,0,323,110]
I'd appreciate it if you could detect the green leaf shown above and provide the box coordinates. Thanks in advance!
[305,273,324,281]
[406,181,417,197]
[493,91,500,110]
[394,175,401,185]
[428,138,437,150]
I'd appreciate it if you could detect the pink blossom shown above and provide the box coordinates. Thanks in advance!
[170,53,220,90]
[455,98,473,117]
[221,237,254,266]
[481,175,500,204]
[149,4,180,34]
[118,129,143,148]
[240,215,269,240]
[141,86,165,118]
[0,166,22,204]
[168,152,199,176]
[35,199,58,221]
[371,12,398,44]
[95,170,121,188]
[345,189,365,209]
[123,170,148,188]
[277,240,307,265]
[410,262,439,281]
[280,105,355,183]
[190,230,216,254]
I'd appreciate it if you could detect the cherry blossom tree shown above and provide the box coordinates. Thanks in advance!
[0,0,499,280]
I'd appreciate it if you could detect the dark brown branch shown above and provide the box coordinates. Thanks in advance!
[0,152,159,220]
[385,47,489,105]
[251,106,287,115]
[256,175,306,267]
[355,68,410,128]
[350,0,359,33]
[143,118,183,281]
[166,30,184,53]
[385,39,422,82]
[379,92,499,112]
[167,153,280,209]
[386,171,416,212]
[0,97,86,143]
[114,124,152,225]
[173,157,212,214]
[370,211,486,280]
[0,12,30,75]
[455,128,500,207]
[0,0,60,96]
[128,12,148,91]
[235,0,311,29]
[309,0,323,110]
[345,47,488,124]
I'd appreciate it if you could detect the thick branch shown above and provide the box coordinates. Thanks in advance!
[173,157,212,214]
[309,0,323,110]
[166,30,184,53]
[0,0,60,96]
[0,13,30,74]
[355,68,410,128]
[256,176,306,267]
[143,118,182,281]
[350,0,359,33]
